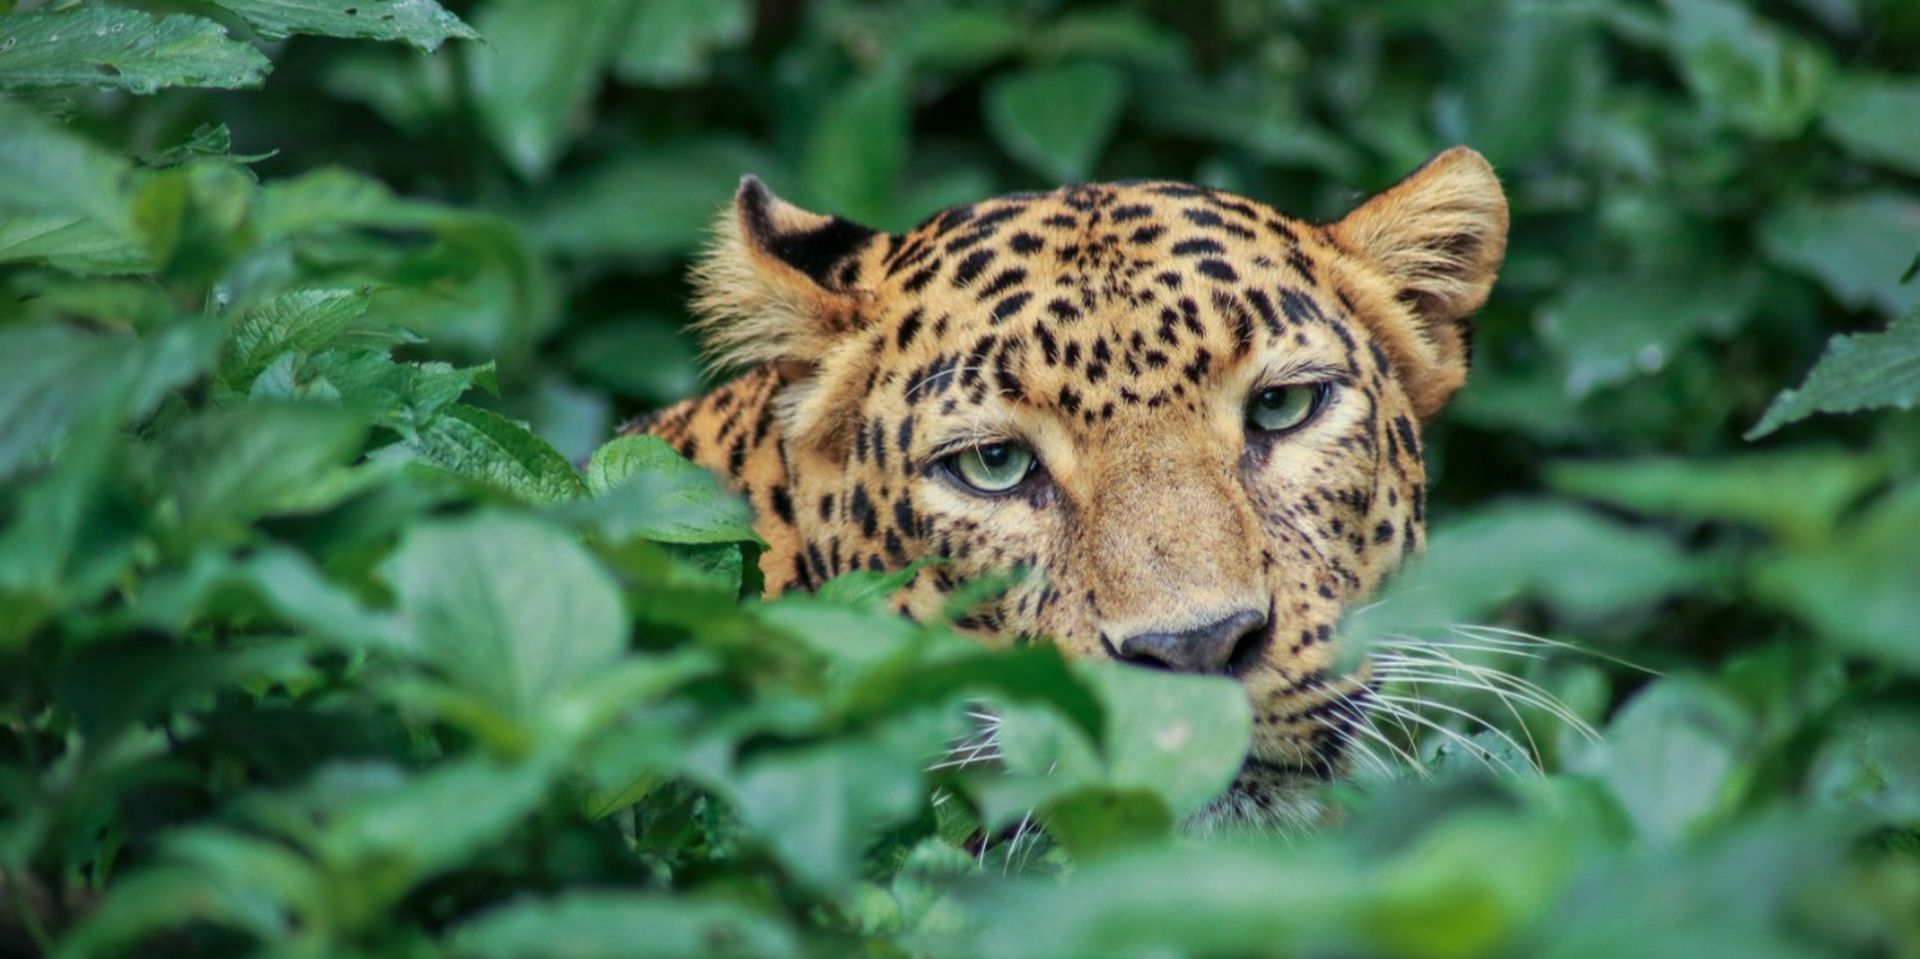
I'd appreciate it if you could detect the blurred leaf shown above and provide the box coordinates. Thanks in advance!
[803,65,911,223]
[892,6,1023,71]
[1809,708,1920,822]
[529,140,770,257]
[564,319,702,403]
[0,99,135,234]
[253,165,462,241]
[1348,501,1700,632]
[612,0,748,86]
[384,511,626,722]
[466,0,628,179]
[1447,7,1599,166]
[1754,482,1920,673]
[1591,677,1754,842]
[150,403,368,535]
[1823,72,1920,176]
[0,326,141,481]
[1759,193,1920,316]
[563,434,757,544]
[221,288,371,386]
[985,61,1127,182]
[725,732,932,890]
[1547,449,1884,544]
[403,404,585,503]
[1042,788,1172,860]
[1663,0,1828,138]
[1536,268,1758,396]
[1746,306,1920,439]
[0,6,269,94]
[1033,10,1186,67]
[203,0,477,52]
[450,892,797,959]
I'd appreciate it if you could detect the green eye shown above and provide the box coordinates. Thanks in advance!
[1247,384,1322,433]
[947,442,1036,493]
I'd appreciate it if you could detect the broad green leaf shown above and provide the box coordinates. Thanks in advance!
[1042,788,1173,860]
[465,0,628,179]
[0,212,148,273]
[1662,0,1828,138]
[133,158,258,283]
[202,0,477,52]
[0,98,134,231]
[1746,307,1920,439]
[253,351,495,429]
[1759,193,1920,316]
[1808,708,1920,823]
[1345,500,1699,633]
[1535,267,1758,396]
[404,404,585,503]
[1754,482,1920,673]
[612,0,748,86]
[221,288,371,386]
[529,140,771,257]
[985,61,1128,182]
[564,318,702,403]
[1822,72,1920,176]
[252,165,460,242]
[149,403,368,536]
[564,434,757,543]
[893,6,1024,71]
[1591,678,1754,842]
[726,732,934,889]
[1033,10,1187,68]
[449,892,798,959]
[1448,6,1599,166]
[0,6,269,94]
[383,511,626,721]
[1547,449,1885,544]
[0,326,140,481]
[803,66,911,224]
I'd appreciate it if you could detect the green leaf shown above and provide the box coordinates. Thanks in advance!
[1662,0,1828,138]
[611,0,748,87]
[0,98,134,232]
[1042,788,1173,860]
[984,61,1128,182]
[201,0,477,52]
[1447,6,1598,166]
[1821,72,1920,176]
[1536,267,1758,396]
[0,326,140,482]
[1745,306,1920,439]
[1754,481,1920,673]
[725,732,935,890]
[383,512,627,722]
[149,403,369,536]
[221,288,372,386]
[1593,677,1754,842]
[252,165,463,242]
[562,435,757,544]
[466,0,628,179]
[1809,708,1920,823]
[803,66,911,224]
[1759,193,1920,316]
[563,319,702,403]
[403,404,585,503]
[1547,449,1885,544]
[1344,500,1699,633]
[528,140,771,258]
[449,892,798,959]
[0,6,269,95]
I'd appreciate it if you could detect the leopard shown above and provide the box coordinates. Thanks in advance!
[623,147,1509,828]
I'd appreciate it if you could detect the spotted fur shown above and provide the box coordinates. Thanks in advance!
[624,148,1509,824]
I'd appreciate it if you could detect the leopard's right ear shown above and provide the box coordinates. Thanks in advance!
[690,177,893,373]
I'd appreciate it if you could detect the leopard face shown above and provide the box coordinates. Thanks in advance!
[638,149,1507,826]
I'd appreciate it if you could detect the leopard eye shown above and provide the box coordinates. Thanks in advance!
[945,442,1035,494]
[1247,384,1324,434]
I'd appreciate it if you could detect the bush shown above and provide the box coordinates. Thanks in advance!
[1,1,1917,957]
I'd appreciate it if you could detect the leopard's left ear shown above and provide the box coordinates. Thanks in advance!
[690,176,893,374]
[1330,147,1508,418]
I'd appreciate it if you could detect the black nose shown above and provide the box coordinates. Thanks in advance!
[1112,609,1269,674]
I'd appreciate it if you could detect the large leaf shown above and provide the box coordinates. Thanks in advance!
[612,0,749,86]
[1547,450,1885,544]
[1590,677,1755,842]
[149,403,369,536]
[1661,0,1827,139]
[403,404,585,503]
[528,140,771,257]
[1535,267,1757,396]
[724,732,935,890]
[803,66,911,224]
[1758,194,1920,316]
[450,892,797,959]
[202,0,477,52]
[561,435,757,544]
[0,6,269,94]
[984,61,1128,182]
[383,512,627,721]
[1745,306,1920,439]
[466,0,629,179]
[221,288,371,386]
[1753,482,1920,673]
[1821,72,1920,176]
[0,99,134,232]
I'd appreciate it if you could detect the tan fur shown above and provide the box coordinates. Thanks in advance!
[625,151,1509,824]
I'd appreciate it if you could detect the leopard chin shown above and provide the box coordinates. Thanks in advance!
[1183,761,1337,836]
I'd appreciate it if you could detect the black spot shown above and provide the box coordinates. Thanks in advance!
[904,263,939,292]
[1247,288,1281,334]
[1058,386,1082,414]
[850,486,879,538]
[1197,259,1239,282]
[771,485,795,524]
[953,249,995,287]
[896,308,925,350]
[991,292,1032,324]
[1045,298,1081,323]
[1009,231,1045,253]
[819,494,835,521]
[1130,224,1167,244]
[978,267,1029,300]
[1374,520,1395,544]
[1172,238,1226,256]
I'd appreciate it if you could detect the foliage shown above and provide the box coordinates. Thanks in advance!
[1,0,1918,957]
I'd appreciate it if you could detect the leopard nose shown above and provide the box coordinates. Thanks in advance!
[1110,609,1269,675]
